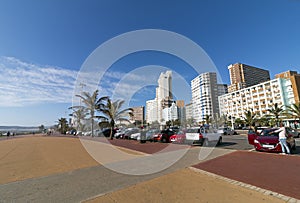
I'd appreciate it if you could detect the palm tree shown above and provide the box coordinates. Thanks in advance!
[243,110,257,127]
[267,103,284,126]
[58,117,68,134]
[286,103,300,119]
[205,115,211,125]
[69,107,88,132]
[75,90,108,137]
[97,98,133,139]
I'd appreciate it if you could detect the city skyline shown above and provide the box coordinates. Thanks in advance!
[0,0,299,126]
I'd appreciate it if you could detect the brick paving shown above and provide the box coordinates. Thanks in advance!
[193,151,300,199]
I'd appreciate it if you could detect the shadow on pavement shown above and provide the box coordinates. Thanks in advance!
[292,146,300,155]
[219,142,237,147]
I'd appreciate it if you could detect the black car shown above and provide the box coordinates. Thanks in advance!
[160,129,175,143]
[100,128,116,137]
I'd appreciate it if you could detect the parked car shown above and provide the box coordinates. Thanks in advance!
[136,129,159,142]
[248,127,296,153]
[130,131,141,140]
[76,131,83,136]
[185,127,222,146]
[154,129,175,143]
[118,128,139,139]
[286,127,300,138]
[169,130,186,144]
[217,127,237,135]
[247,127,271,145]
[115,128,127,139]
[99,128,116,137]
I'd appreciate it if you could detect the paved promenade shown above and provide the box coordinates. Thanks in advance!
[0,135,298,202]
[193,150,300,200]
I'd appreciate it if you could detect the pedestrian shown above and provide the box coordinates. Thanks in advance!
[273,123,290,155]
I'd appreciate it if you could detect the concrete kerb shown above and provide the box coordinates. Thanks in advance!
[189,167,300,203]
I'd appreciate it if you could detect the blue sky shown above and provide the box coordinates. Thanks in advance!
[0,0,299,126]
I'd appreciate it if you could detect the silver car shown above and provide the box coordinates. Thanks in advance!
[217,127,237,135]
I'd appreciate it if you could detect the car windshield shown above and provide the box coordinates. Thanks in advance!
[186,128,200,133]
[176,131,184,135]
[260,129,279,137]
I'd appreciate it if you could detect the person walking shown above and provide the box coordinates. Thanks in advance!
[273,123,290,154]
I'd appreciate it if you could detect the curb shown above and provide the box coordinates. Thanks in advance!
[189,167,300,203]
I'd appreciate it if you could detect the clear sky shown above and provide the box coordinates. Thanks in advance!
[0,0,299,126]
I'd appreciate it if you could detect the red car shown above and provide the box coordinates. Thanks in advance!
[153,129,175,143]
[169,130,186,144]
[248,127,296,153]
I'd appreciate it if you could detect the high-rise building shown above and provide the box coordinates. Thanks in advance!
[228,63,270,92]
[176,100,186,123]
[217,84,228,96]
[130,106,144,124]
[219,77,295,120]
[156,71,173,123]
[185,103,193,120]
[162,102,178,123]
[275,70,300,104]
[146,71,173,124]
[146,99,158,124]
[191,72,220,123]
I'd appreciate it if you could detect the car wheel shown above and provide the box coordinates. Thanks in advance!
[161,137,167,143]
[217,137,222,146]
[233,132,237,135]
[298,133,300,138]
[223,132,227,135]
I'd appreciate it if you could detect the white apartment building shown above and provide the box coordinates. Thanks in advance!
[191,72,221,123]
[146,99,158,124]
[185,103,193,120]
[162,102,178,124]
[219,78,295,119]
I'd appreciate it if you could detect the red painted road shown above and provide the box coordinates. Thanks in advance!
[193,151,300,199]
[79,136,190,154]
[108,139,190,154]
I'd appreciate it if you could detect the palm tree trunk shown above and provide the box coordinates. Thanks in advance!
[109,126,113,140]
[109,121,115,140]
[91,118,94,137]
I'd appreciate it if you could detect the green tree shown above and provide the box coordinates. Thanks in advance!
[58,117,68,134]
[234,118,244,127]
[75,90,107,137]
[286,103,300,120]
[186,117,195,127]
[38,125,45,133]
[205,115,211,125]
[173,119,181,126]
[69,106,88,132]
[267,103,285,126]
[166,120,172,127]
[97,98,133,140]
[150,120,160,129]
[211,113,224,129]
[243,110,257,127]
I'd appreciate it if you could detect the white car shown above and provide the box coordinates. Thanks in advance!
[130,132,141,140]
[185,127,222,146]
[217,127,237,135]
